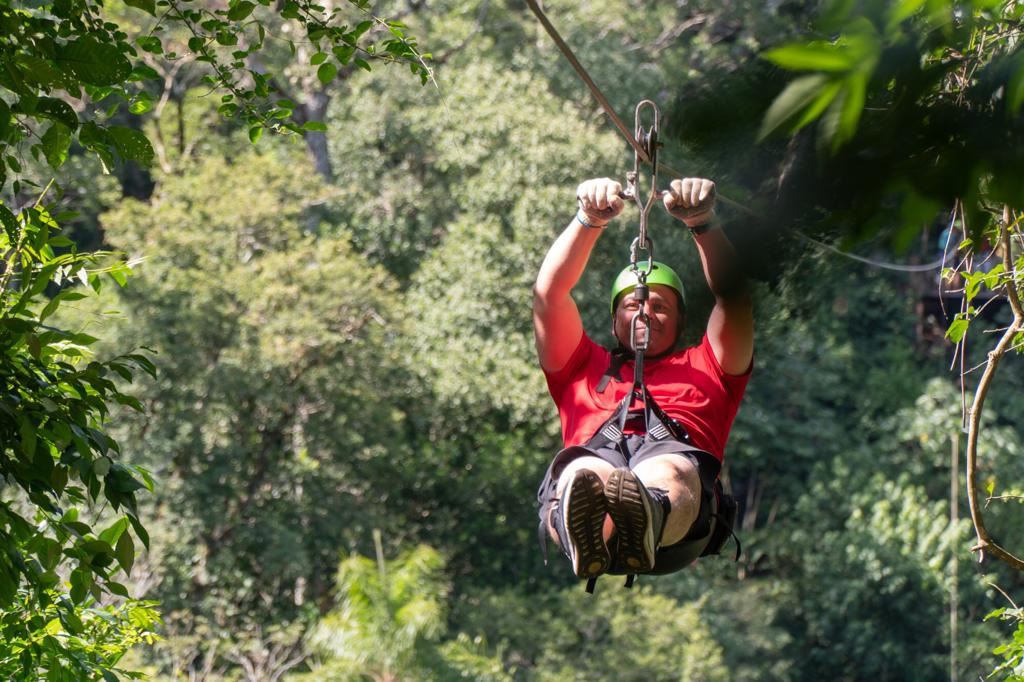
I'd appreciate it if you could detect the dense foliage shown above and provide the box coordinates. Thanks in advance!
[0,0,428,676]
[4,0,1024,679]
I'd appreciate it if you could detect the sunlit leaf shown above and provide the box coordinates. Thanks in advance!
[823,70,868,153]
[763,42,859,72]
[887,0,927,28]
[758,74,831,140]
[946,317,969,342]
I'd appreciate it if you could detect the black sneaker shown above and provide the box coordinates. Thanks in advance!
[604,468,668,574]
[552,469,611,579]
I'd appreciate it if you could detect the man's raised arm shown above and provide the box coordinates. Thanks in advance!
[533,178,623,373]
[663,178,754,376]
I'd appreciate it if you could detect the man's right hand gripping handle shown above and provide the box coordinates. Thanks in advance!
[577,178,625,227]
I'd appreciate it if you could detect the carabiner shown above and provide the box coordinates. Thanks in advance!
[623,100,663,272]
[629,237,654,277]
[630,310,650,353]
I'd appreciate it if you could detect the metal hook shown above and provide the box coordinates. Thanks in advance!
[624,100,663,274]
[630,310,650,353]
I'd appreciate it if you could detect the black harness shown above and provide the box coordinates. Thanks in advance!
[576,345,741,592]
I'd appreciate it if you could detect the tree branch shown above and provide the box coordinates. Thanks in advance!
[966,205,1024,570]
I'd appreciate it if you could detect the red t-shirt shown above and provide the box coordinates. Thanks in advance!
[543,334,751,461]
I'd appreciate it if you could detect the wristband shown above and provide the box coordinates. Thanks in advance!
[688,220,718,236]
[575,211,607,229]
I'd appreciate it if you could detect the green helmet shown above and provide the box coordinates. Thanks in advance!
[609,261,685,316]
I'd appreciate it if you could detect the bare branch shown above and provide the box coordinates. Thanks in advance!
[966,204,1024,571]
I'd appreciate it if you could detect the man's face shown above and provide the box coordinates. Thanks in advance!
[612,284,682,357]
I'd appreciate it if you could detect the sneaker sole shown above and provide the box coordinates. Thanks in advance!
[605,468,657,573]
[563,470,611,578]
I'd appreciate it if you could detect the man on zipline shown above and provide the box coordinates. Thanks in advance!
[534,176,753,584]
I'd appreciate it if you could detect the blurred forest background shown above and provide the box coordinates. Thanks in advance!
[4,0,1024,679]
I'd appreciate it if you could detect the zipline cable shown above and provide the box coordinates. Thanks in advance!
[523,0,942,274]
[523,0,650,165]
[796,233,946,273]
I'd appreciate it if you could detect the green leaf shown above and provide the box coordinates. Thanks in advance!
[132,465,156,492]
[129,92,154,115]
[0,99,10,141]
[107,581,130,598]
[310,51,329,66]
[795,79,842,131]
[82,539,114,556]
[92,456,112,477]
[58,607,84,635]
[946,317,970,343]
[50,465,68,495]
[333,45,356,65]
[1008,53,1024,114]
[107,126,155,166]
[115,531,134,576]
[354,58,371,72]
[127,514,150,550]
[107,465,146,493]
[317,62,338,84]
[40,285,77,321]
[763,42,858,72]
[0,570,14,608]
[78,121,114,171]
[758,74,831,140]
[837,71,868,141]
[114,393,145,412]
[820,71,868,153]
[302,120,327,132]
[38,570,59,586]
[99,517,128,546]
[281,1,300,18]
[36,97,79,130]
[887,0,926,27]
[353,20,373,40]
[228,0,256,20]
[248,125,263,143]
[130,64,161,82]
[40,123,72,169]
[14,56,66,90]
[37,538,62,571]
[20,418,37,459]
[983,264,1006,290]
[0,203,17,241]
[124,0,157,15]
[69,567,91,603]
[56,37,132,87]
[136,36,163,54]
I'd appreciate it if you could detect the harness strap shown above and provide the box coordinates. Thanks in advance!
[596,348,630,394]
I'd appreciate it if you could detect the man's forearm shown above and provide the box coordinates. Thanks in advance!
[534,216,603,301]
[692,225,748,303]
